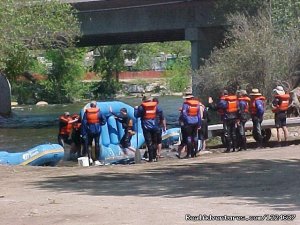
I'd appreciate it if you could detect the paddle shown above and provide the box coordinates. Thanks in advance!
[134,115,141,164]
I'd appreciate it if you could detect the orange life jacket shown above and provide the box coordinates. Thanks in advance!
[238,96,251,113]
[185,99,199,116]
[217,96,226,115]
[250,96,266,115]
[224,95,238,113]
[86,108,100,124]
[141,101,157,119]
[272,94,290,113]
[59,116,72,135]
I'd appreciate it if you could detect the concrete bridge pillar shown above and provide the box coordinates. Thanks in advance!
[185,28,215,92]
[0,73,12,116]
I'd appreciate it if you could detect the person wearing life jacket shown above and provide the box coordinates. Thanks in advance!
[271,86,289,146]
[58,111,78,148]
[223,91,239,153]
[249,88,266,148]
[110,107,136,155]
[134,95,164,162]
[208,90,228,122]
[176,107,187,159]
[237,90,251,151]
[153,97,167,160]
[181,93,201,158]
[82,101,106,166]
[197,99,210,153]
[70,113,83,158]
[208,90,229,151]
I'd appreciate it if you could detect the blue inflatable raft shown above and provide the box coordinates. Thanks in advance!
[0,144,64,166]
[82,101,180,163]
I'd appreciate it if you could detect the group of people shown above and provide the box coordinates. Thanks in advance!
[58,101,106,165]
[57,97,167,165]
[57,85,290,164]
[208,86,289,153]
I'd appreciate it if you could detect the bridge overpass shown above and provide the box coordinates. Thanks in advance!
[67,0,226,71]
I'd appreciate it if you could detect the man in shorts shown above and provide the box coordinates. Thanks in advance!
[271,86,289,146]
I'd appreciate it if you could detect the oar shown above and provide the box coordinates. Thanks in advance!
[134,117,141,164]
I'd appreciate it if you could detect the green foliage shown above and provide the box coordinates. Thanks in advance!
[91,79,121,99]
[92,46,124,98]
[0,0,80,77]
[11,82,37,104]
[134,41,191,70]
[271,0,300,32]
[164,58,191,92]
[93,45,125,78]
[37,48,86,103]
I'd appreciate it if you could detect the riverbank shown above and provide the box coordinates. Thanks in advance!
[0,143,299,225]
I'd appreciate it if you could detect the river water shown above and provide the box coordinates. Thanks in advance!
[0,96,184,152]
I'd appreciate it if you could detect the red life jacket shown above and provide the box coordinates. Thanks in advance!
[59,116,72,135]
[224,95,238,113]
[86,108,100,124]
[250,96,266,115]
[217,96,226,115]
[238,96,251,113]
[185,99,199,116]
[141,101,157,119]
[272,94,290,113]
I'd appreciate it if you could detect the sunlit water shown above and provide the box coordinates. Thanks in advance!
[0,96,184,152]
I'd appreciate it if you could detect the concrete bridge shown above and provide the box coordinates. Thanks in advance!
[68,0,226,70]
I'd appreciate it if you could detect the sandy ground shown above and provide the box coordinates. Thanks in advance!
[0,141,300,225]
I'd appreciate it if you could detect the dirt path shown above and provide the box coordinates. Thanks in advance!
[0,144,299,225]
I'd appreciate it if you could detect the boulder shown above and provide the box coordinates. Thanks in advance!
[0,74,11,116]
[36,101,48,106]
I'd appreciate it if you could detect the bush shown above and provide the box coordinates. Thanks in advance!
[164,58,191,92]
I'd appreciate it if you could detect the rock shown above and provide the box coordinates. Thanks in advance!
[36,101,48,106]
[126,84,145,93]
[0,74,11,115]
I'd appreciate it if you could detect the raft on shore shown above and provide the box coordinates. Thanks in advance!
[81,101,180,163]
[0,144,64,166]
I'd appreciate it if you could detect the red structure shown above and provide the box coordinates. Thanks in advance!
[118,71,163,80]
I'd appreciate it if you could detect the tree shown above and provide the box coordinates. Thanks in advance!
[0,0,80,79]
[134,41,191,70]
[164,58,191,92]
[92,45,124,98]
[38,48,87,103]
